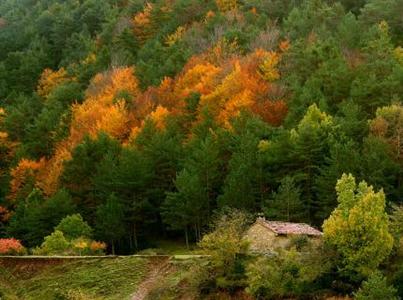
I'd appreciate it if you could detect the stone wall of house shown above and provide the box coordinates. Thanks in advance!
[245,222,291,254]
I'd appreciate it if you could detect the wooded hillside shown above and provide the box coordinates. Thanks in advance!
[0,0,402,298]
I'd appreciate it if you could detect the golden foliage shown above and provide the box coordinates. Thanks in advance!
[210,38,239,63]
[199,48,287,127]
[132,2,155,45]
[0,108,7,140]
[37,67,139,195]
[215,0,238,12]
[165,26,186,46]
[33,44,289,195]
[259,51,280,82]
[394,46,403,65]
[323,174,393,277]
[8,158,45,201]
[37,68,69,98]
[149,105,170,130]
[174,63,221,99]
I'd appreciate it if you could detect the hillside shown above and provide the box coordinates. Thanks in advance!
[0,256,204,300]
[0,0,402,299]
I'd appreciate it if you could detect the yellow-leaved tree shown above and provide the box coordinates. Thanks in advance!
[37,68,69,99]
[323,173,393,278]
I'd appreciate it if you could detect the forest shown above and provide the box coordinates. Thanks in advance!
[0,0,402,299]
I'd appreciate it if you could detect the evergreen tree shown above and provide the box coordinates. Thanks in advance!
[61,133,121,222]
[7,188,47,247]
[218,113,270,211]
[95,193,125,254]
[314,137,362,220]
[288,104,335,223]
[162,169,204,247]
[264,176,306,222]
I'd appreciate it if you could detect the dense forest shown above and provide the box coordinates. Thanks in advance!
[0,0,402,298]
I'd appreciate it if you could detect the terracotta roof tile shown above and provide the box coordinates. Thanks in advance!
[256,218,323,236]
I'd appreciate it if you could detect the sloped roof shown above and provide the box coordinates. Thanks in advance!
[256,217,323,236]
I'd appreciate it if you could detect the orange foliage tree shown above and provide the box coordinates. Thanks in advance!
[132,2,156,45]
[8,158,45,202]
[198,47,288,127]
[37,67,140,195]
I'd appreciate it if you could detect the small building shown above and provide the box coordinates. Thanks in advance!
[245,217,323,254]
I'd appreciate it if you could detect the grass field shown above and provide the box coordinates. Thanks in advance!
[0,256,150,300]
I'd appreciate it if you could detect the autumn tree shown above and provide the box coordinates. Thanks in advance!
[38,67,139,195]
[37,68,69,99]
[8,158,45,202]
[323,173,394,279]
[132,3,157,46]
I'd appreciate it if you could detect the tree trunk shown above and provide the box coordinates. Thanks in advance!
[184,226,189,249]
[133,223,138,251]
[111,240,115,255]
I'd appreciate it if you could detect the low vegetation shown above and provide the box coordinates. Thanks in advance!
[0,257,149,300]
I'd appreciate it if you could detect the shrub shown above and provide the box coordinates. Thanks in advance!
[198,209,251,292]
[354,272,398,300]
[34,230,70,255]
[246,248,327,299]
[89,241,107,255]
[392,266,403,299]
[0,238,26,255]
[72,238,106,256]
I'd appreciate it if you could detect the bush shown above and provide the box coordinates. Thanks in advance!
[72,238,106,256]
[246,248,327,299]
[34,232,106,256]
[89,241,107,255]
[34,230,70,255]
[198,209,251,292]
[0,238,26,255]
[354,272,398,300]
[392,266,403,299]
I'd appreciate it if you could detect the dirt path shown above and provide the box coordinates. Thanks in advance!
[131,257,172,300]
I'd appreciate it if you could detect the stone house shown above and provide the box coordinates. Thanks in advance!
[245,217,323,254]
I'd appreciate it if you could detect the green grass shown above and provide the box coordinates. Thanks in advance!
[140,239,201,255]
[0,257,149,300]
